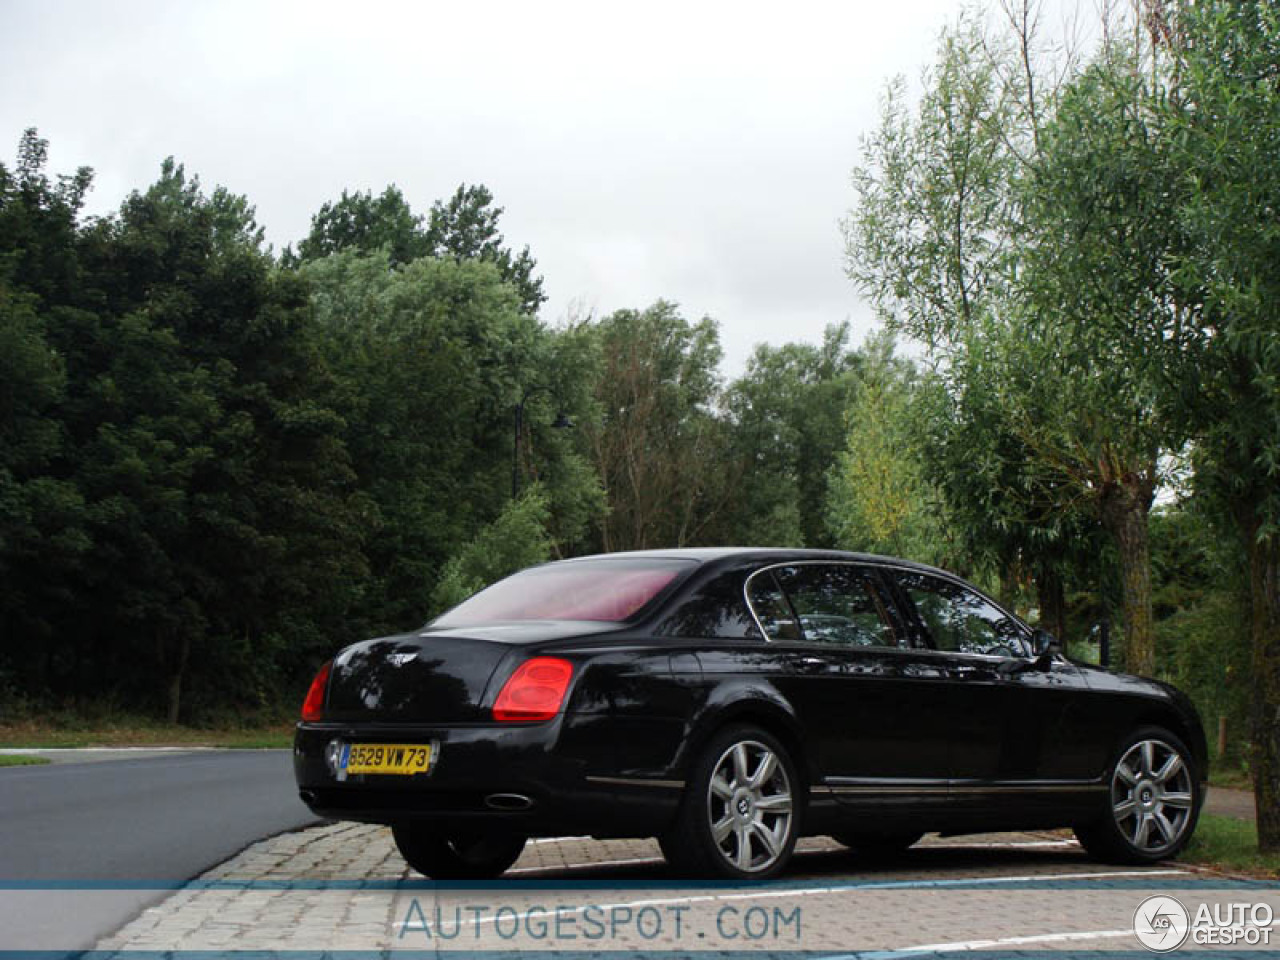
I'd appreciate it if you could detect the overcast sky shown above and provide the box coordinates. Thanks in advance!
[4,0,970,374]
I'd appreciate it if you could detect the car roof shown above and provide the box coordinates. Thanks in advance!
[551,547,957,580]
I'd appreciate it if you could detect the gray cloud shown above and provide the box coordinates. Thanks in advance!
[2,0,964,373]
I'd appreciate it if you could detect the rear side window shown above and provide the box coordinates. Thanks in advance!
[748,564,899,648]
[655,570,763,639]
[745,571,801,641]
[434,558,696,626]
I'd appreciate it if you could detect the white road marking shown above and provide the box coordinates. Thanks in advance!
[511,838,1080,874]
[510,856,667,873]
[826,927,1135,957]
[927,839,1078,848]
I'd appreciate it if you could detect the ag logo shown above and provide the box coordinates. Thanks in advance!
[1134,895,1190,952]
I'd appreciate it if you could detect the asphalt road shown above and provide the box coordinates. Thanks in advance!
[0,748,319,950]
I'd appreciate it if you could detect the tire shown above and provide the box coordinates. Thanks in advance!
[659,724,799,880]
[391,825,527,879]
[832,830,924,858]
[1074,726,1201,865]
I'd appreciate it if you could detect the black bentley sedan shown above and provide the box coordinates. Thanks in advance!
[294,549,1206,880]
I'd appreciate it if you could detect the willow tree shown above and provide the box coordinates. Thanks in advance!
[1010,52,1197,676]
[844,14,1092,638]
[846,7,1192,674]
[1171,0,1280,851]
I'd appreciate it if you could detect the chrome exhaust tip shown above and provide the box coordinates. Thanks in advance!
[485,792,534,811]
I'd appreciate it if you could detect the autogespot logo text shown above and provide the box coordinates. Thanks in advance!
[1134,895,1276,952]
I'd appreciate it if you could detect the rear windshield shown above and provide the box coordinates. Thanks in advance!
[433,558,697,626]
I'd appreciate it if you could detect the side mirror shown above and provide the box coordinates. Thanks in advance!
[1031,629,1062,664]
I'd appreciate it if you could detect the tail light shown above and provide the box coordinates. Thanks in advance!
[493,657,574,723]
[301,661,332,722]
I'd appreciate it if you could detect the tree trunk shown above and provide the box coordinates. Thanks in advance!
[999,564,1020,613]
[1035,565,1068,652]
[1098,473,1156,677]
[166,633,190,726]
[1242,512,1280,853]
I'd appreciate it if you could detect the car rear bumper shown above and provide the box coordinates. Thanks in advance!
[293,719,682,837]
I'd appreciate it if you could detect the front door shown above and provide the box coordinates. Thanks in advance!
[887,570,1090,788]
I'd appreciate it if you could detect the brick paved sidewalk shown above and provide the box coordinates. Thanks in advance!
[94,824,1277,955]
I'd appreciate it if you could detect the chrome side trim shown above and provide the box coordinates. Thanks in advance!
[817,778,1107,796]
[585,775,685,789]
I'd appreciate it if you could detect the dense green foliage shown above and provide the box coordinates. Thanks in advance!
[0,132,873,724]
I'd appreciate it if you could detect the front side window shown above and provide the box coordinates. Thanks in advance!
[895,572,1027,658]
[755,564,899,648]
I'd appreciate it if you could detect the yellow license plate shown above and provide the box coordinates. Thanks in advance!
[343,743,433,775]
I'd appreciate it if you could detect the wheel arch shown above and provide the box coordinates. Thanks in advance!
[672,691,813,799]
[1130,707,1208,782]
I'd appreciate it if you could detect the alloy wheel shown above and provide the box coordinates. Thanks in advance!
[705,739,794,873]
[1109,738,1194,853]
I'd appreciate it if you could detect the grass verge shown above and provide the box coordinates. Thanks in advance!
[1184,813,1280,879]
[1209,764,1252,791]
[0,720,294,750]
[0,754,51,767]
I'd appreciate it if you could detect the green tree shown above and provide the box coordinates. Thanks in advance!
[294,182,545,313]
[426,184,545,314]
[301,248,601,626]
[1008,52,1195,675]
[0,130,94,701]
[429,487,553,615]
[844,18,1077,620]
[301,249,536,629]
[1171,0,1280,849]
[585,301,728,551]
[846,13,1189,675]
[826,333,949,563]
[915,325,1103,638]
[67,160,366,720]
[845,20,1020,348]
[294,185,428,266]
[723,322,862,548]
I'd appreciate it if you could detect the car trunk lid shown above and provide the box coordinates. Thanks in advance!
[323,622,619,723]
